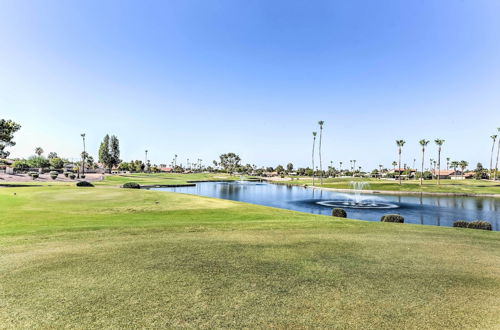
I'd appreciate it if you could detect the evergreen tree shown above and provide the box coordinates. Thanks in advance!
[99,134,111,173]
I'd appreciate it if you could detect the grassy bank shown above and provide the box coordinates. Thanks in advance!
[1,184,499,328]
[275,177,500,195]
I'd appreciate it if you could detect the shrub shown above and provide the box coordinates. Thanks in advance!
[69,173,76,180]
[81,175,86,179]
[331,208,347,218]
[28,172,39,180]
[467,221,492,231]
[453,220,469,228]
[76,181,94,187]
[122,182,141,189]
[381,214,404,223]
[64,172,70,177]
[49,171,58,180]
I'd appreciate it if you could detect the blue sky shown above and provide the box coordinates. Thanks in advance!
[1,0,499,169]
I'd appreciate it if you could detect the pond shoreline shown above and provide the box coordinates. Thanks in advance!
[264,180,500,198]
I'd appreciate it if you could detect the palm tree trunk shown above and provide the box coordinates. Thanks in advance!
[420,149,425,186]
[495,140,500,180]
[398,149,402,185]
[437,148,441,185]
[312,139,316,186]
[319,128,323,184]
[490,140,496,179]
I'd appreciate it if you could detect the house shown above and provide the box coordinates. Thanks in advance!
[450,172,473,180]
[159,167,173,173]
[390,168,417,179]
[431,170,457,179]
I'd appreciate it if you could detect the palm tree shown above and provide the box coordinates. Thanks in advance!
[459,160,468,179]
[35,147,44,156]
[494,128,500,180]
[450,161,459,178]
[396,140,406,185]
[446,157,450,170]
[392,161,397,171]
[419,139,429,186]
[145,150,148,173]
[378,164,383,179]
[434,139,445,185]
[81,133,86,178]
[318,121,324,184]
[312,132,317,186]
[489,135,497,179]
[339,161,343,172]
[352,160,356,173]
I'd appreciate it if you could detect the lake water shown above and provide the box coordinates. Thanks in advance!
[151,181,500,231]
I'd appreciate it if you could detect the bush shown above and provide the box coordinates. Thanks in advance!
[81,175,86,179]
[122,182,141,189]
[28,172,39,180]
[331,208,347,218]
[69,173,76,180]
[49,171,58,180]
[64,172,70,177]
[467,221,492,231]
[381,214,404,223]
[76,181,94,187]
[453,220,469,228]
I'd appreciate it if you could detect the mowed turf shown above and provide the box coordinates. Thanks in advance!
[1,185,499,328]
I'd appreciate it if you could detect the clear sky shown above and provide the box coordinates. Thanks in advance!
[1,0,499,170]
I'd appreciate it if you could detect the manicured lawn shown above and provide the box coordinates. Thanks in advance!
[283,177,500,195]
[99,172,243,186]
[1,184,499,328]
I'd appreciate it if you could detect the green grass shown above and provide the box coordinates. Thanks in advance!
[284,177,500,195]
[1,182,499,328]
[99,172,243,186]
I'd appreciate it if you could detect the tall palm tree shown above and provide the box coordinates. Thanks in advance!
[352,160,356,174]
[35,147,44,156]
[392,161,397,171]
[450,161,459,178]
[434,139,445,185]
[318,121,324,184]
[396,140,406,185]
[339,161,343,172]
[489,135,497,179]
[494,128,500,180]
[459,160,468,180]
[419,139,429,186]
[446,157,450,170]
[81,133,86,178]
[312,132,317,186]
[378,164,383,179]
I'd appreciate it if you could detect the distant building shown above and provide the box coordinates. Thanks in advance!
[390,168,417,179]
[431,170,457,179]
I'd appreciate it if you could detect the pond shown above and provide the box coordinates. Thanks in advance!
[151,181,500,231]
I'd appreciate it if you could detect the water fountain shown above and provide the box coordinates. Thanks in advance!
[316,181,398,209]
